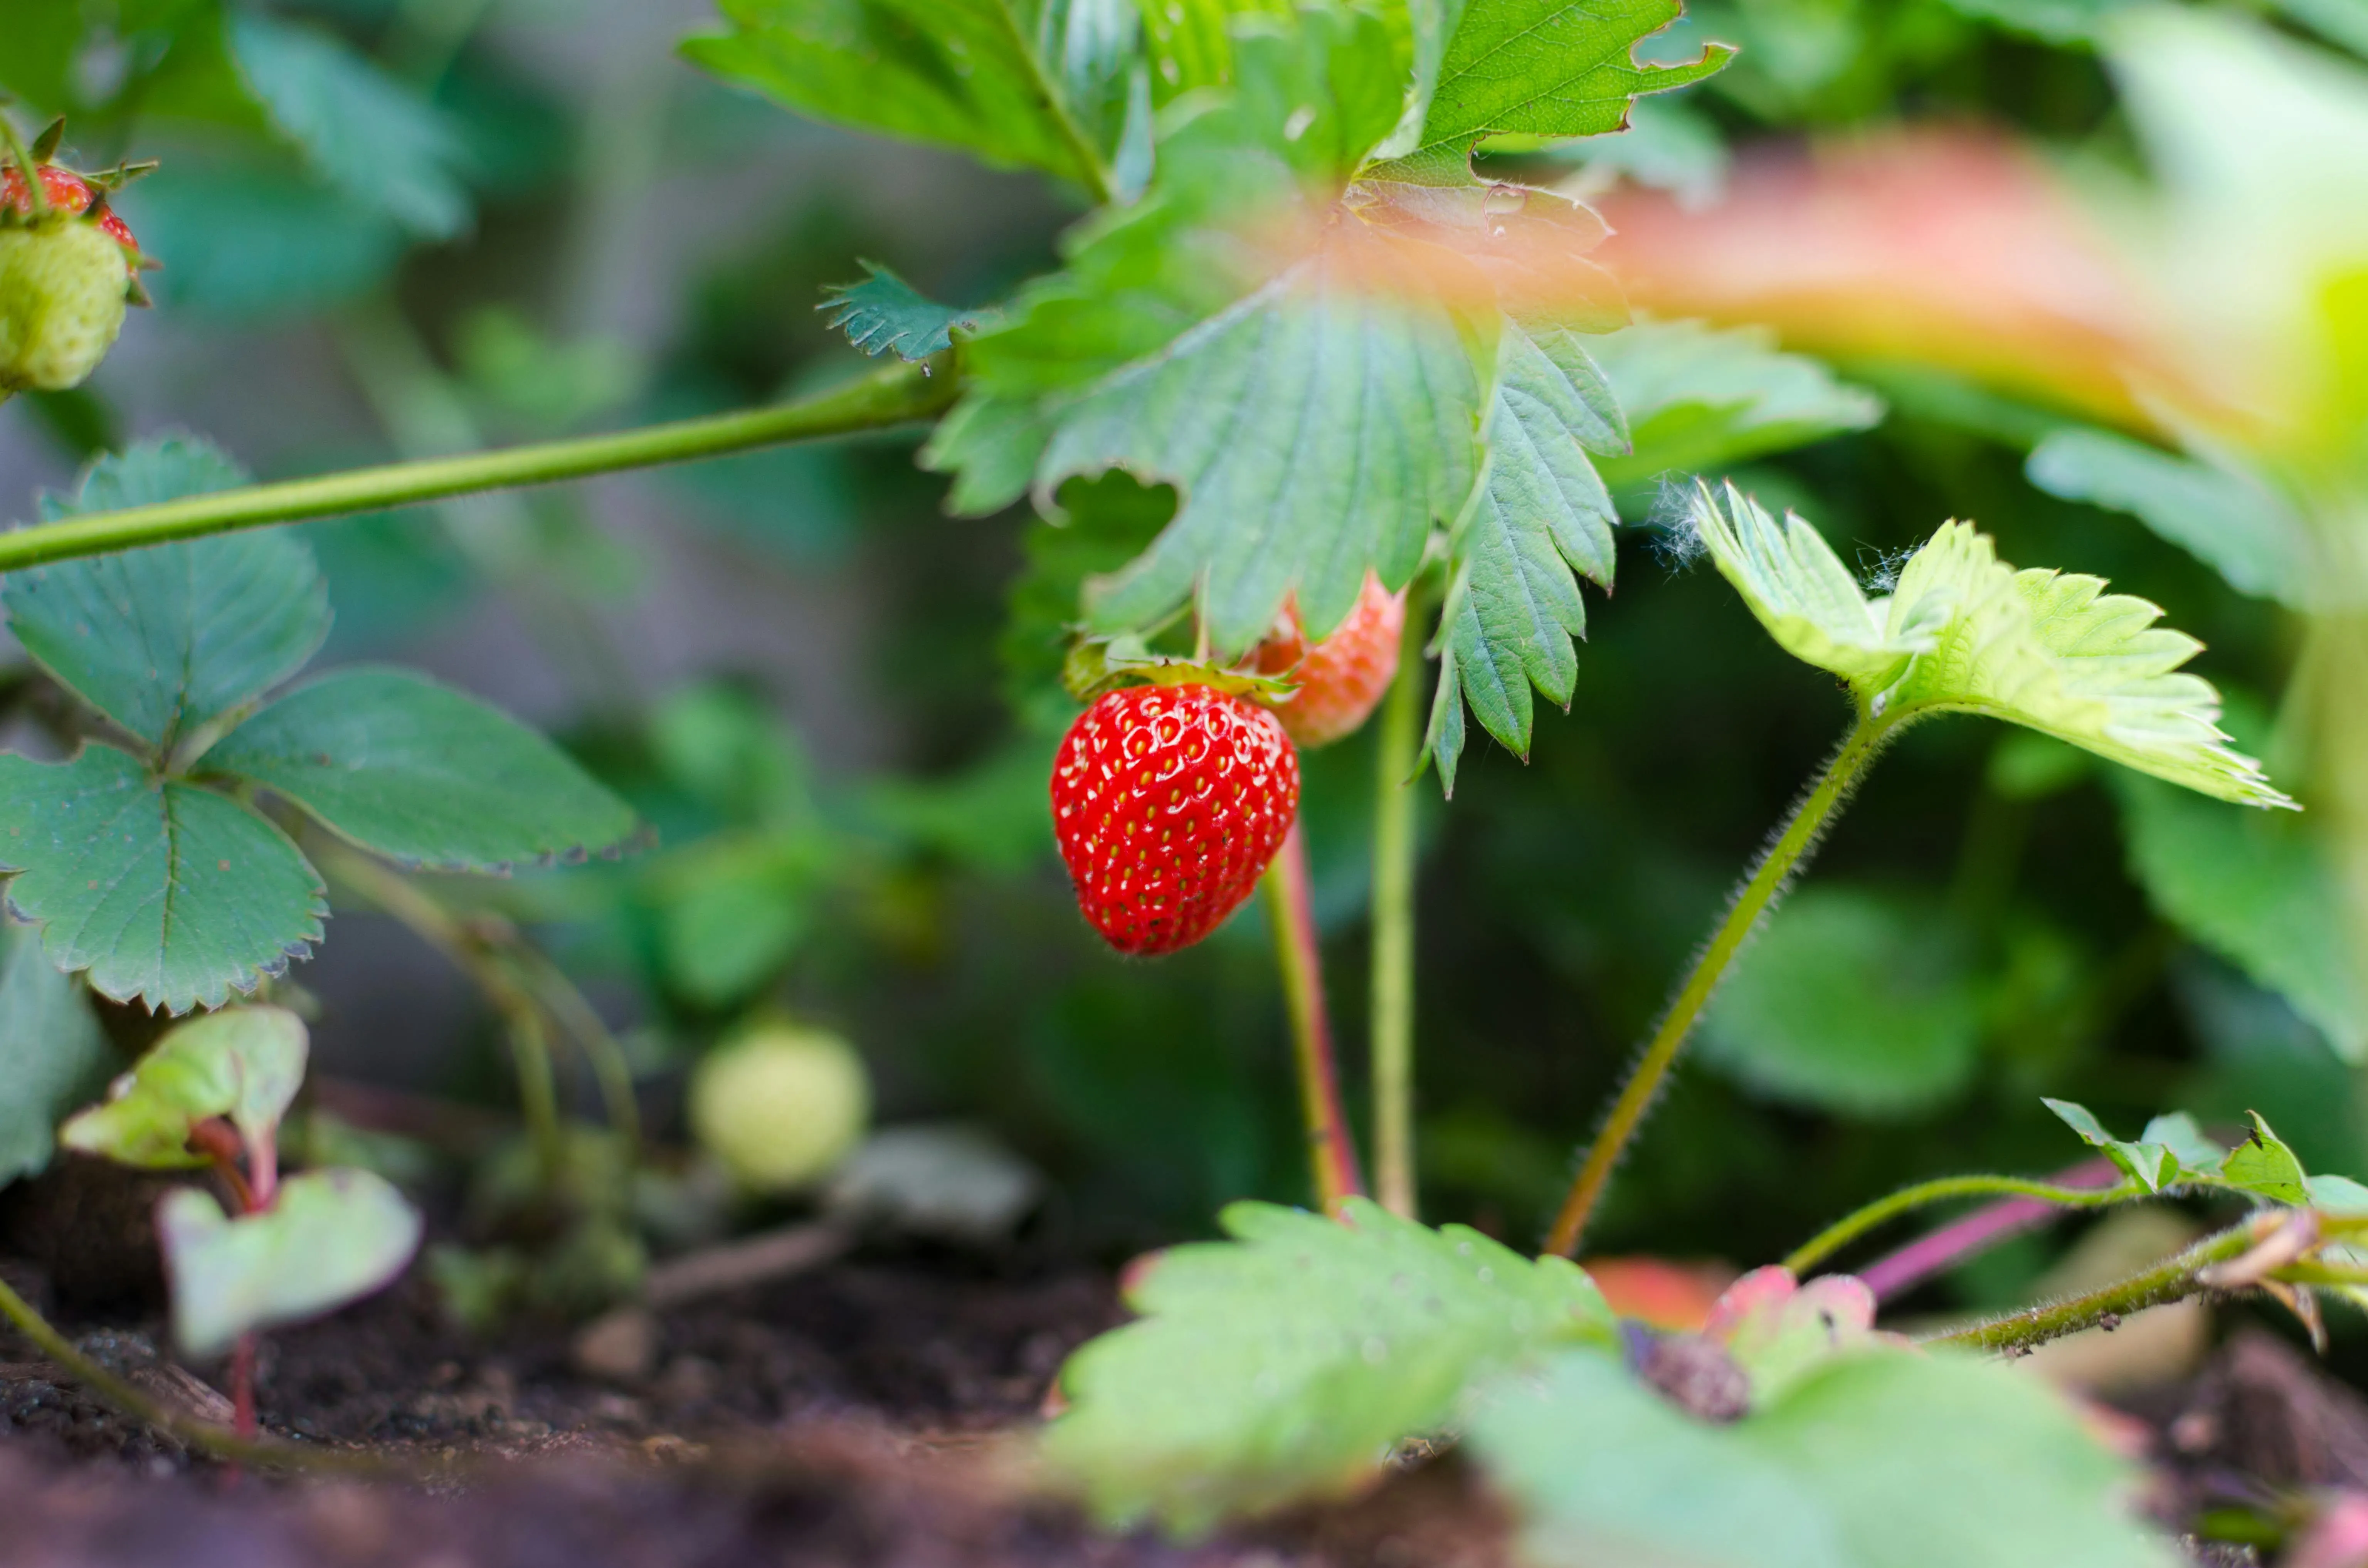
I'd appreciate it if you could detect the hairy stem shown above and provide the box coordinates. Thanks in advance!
[1369,588,1428,1219]
[1924,1221,2256,1355]
[1546,714,1894,1257]
[0,358,954,572]
[1264,825,1367,1212]
[1784,1172,2139,1276]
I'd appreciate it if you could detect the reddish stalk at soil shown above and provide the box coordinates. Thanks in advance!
[1262,825,1366,1212]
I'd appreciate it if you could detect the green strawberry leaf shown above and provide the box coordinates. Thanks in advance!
[1471,1346,2179,1568]
[1703,885,1985,1116]
[1433,320,1626,771]
[2026,427,2318,611]
[1044,1195,1613,1534]
[227,12,471,240]
[0,922,114,1185]
[819,262,985,361]
[1687,482,2293,809]
[2219,1110,2311,1205]
[9,438,330,758]
[1376,0,1733,182]
[2114,771,2364,1060]
[1589,319,1884,491]
[202,667,639,874]
[159,1167,422,1360]
[1054,235,1480,654]
[681,0,1138,193]
[2042,1097,2184,1192]
[60,1005,308,1172]
[0,745,326,1013]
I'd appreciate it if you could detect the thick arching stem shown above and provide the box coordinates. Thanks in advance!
[0,358,954,572]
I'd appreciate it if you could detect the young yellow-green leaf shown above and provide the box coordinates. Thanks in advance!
[2042,1097,2185,1192]
[60,1006,308,1172]
[1471,1346,2178,1568]
[1377,0,1733,182]
[1688,483,2293,809]
[8,439,330,757]
[201,667,639,874]
[0,923,114,1185]
[160,1167,422,1360]
[819,262,985,361]
[681,0,1135,192]
[1687,481,1942,692]
[2220,1111,2311,1205]
[0,746,327,1013]
[1044,1196,1613,1534]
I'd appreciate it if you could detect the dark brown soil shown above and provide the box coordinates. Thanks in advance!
[0,1246,1511,1568]
[2,1227,2362,1568]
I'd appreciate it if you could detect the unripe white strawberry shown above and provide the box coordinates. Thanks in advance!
[0,217,131,393]
[688,1022,871,1193]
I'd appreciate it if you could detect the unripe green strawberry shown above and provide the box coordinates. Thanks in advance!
[0,217,131,393]
[688,1022,871,1193]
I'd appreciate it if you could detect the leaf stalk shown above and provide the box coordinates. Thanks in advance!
[1783,1172,2140,1277]
[1263,824,1367,1212]
[1369,583,1429,1218]
[0,358,955,571]
[1546,712,1895,1257]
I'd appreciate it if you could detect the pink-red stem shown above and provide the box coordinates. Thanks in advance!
[1263,825,1367,1212]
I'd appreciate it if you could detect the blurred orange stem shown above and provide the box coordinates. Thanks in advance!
[1263,825,1366,1213]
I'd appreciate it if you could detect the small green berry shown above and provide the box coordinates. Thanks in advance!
[688,1023,871,1193]
[0,217,131,393]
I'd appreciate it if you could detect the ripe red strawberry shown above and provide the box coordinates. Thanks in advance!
[1051,683,1300,955]
[1254,572,1406,749]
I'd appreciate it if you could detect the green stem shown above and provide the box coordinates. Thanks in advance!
[0,112,50,218]
[513,942,642,1150]
[1369,586,1429,1219]
[1923,1221,2255,1355]
[0,1272,383,1472]
[1783,1174,2141,1276]
[506,1008,565,1187]
[320,846,571,1178]
[1546,713,1894,1257]
[1264,824,1367,1212]
[0,358,954,573]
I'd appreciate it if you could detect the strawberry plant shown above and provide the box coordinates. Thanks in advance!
[0,2,2366,1562]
